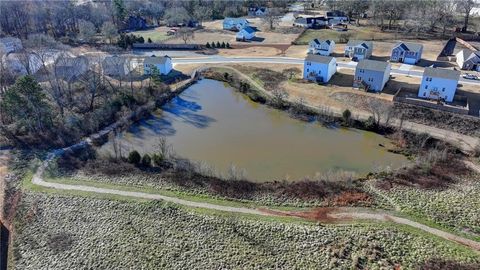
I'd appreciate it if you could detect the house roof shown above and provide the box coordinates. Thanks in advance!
[423,67,460,80]
[144,55,171,65]
[356,59,389,72]
[326,10,347,17]
[394,42,423,53]
[102,56,127,69]
[305,54,335,64]
[224,17,248,24]
[311,39,332,45]
[55,56,88,67]
[458,49,480,61]
[241,26,256,34]
[347,40,372,49]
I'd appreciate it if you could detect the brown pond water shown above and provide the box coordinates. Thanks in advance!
[100,79,409,182]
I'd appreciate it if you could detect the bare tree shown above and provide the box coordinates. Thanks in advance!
[262,8,284,30]
[456,0,475,32]
[175,28,195,44]
[366,99,394,127]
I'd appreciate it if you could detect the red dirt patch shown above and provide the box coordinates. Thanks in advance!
[260,207,342,222]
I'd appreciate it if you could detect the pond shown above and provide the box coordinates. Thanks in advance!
[100,79,409,182]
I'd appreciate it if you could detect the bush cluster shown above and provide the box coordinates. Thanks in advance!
[205,41,230,49]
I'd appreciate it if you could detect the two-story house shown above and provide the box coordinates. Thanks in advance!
[102,56,139,77]
[353,59,391,92]
[248,7,268,16]
[223,18,249,31]
[344,40,373,61]
[236,26,256,41]
[418,67,460,102]
[308,39,335,56]
[303,54,337,83]
[390,42,423,64]
[326,10,349,22]
[0,37,23,54]
[144,55,172,75]
[456,49,480,71]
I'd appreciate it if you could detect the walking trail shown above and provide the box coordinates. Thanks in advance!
[30,140,480,252]
[20,70,480,252]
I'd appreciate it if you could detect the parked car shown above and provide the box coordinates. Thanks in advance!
[463,73,479,80]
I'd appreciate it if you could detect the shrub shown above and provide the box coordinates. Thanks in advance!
[148,37,152,43]
[342,109,351,124]
[206,42,211,48]
[226,42,230,48]
[210,41,216,48]
[364,116,376,130]
[141,154,152,167]
[221,42,226,48]
[127,151,141,165]
[216,41,221,48]
[152,153,164,167]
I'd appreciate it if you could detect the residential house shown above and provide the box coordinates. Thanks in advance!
[248,7,268,16]
[456,49,480,71]
[345,40,373,61]
[353,59,391,92]
[4,53,43,75]
[223,18,249,31]
[144,55,172,75]
[0,37,23,54]
[326,10,349,22]
[418,67,460,102]
[390,42,423,64]
[308,39,335,56]
[54,56,88,81]
[236,26,256,41]
[293,16,327,28]
[102,56,138,77]
[303,54,337,83]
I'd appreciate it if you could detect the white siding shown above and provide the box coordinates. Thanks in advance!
[303,59,336,83]
[418,76,457,102]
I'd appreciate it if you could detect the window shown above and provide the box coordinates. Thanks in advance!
[442,87,445,92]
[307,69,309,72]
[423,92,426,97]
[425,85,428,89]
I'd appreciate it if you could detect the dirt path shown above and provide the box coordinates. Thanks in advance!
[31,145,480,252]
[218,66,480,153]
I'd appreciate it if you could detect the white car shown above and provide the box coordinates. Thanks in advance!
[463,73,479,80]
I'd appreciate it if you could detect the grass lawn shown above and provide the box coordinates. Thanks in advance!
[131,28,170,42]
[294,26,400,45]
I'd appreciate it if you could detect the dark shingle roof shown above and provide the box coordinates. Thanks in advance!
[394,42,423,53]
[311,39,332,45]
[144,55,171,65]
[242,26,255,34]
[356,59,390,72]
[423,67,460,80]
[305,54,335,64]
[347,40,372,49]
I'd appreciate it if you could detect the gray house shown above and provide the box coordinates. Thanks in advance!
[345,40,373,61]
[456,49,480,71]
[54,56,89,81]
[390,42,423,64]
[353,59,391,92]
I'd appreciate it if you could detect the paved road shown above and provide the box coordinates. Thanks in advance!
[172,56,480,86]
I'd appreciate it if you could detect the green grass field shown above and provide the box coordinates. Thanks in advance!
[131,28,170,42]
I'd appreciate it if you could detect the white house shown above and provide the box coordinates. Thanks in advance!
[390,42,423,64]
[223,18,249,31]
[303,54,337,83]
[144,55,172,75]
[236,26,256,41]
[353,59,391,92]
[345,40,373,61]
[102,56,139,77]
[308,39,335,56]
[456,49,480,71]
[0,37,22,54]
[418,67,460,102]
[248,7,267,16]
